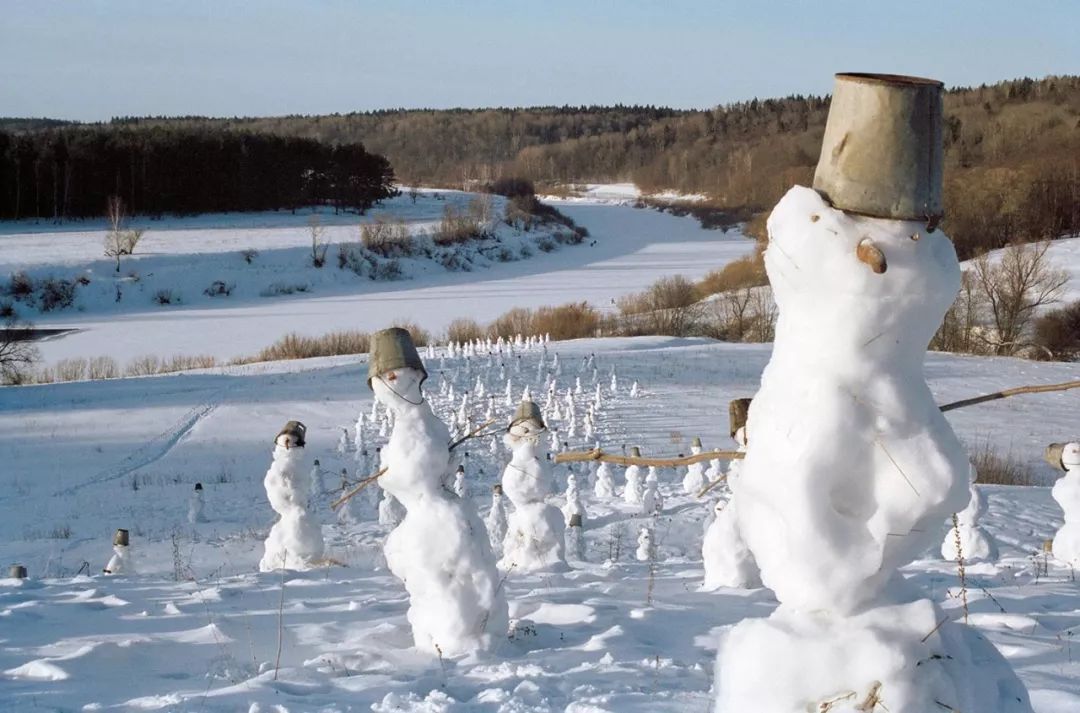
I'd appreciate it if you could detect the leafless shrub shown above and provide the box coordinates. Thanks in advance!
[88,356,119,380]
[0,315,39,385]
[446,318,485,343]
[54,358,88,382]
[617,275,702,336]
[968,438,1035,486]
[203,280,234,297]
[104,196,145,272]
[361,217,414,257]
[252,331,372,362]
[696,249,767,297]
[126,355,162,377]
[153,289,177,305]
[260,282,310,297]
[240,248,259,264]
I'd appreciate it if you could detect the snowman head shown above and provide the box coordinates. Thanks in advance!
[764,186,960,357]
[372,367,425,411]
[1064,442,1080,469]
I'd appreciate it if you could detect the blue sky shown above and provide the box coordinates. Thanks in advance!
[2,0,1077,121]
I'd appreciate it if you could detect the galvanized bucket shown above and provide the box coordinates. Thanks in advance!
[630,446,642,458]
[113,528,130,547]
[510,400,545,431]
[729,398,752,439]
[1045,443,1067,471]
[368,327,427,389]
[691,436,702,448]
[275,420,307,449]
[813,72,944,226]
[9,564,26,579]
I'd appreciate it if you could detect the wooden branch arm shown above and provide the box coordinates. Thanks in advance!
[330,467,387,511]
[553,448,744,468]
[939,379,1080,413]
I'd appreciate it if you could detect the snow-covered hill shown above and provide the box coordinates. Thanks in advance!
[0,190,754,367]
[1,337,1077,711]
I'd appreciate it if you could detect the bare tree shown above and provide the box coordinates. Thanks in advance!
[309,215,329,268]
[0,316,39,384]
[104,196,144,273]
[931,272,987,354]
[972,241,1068,355]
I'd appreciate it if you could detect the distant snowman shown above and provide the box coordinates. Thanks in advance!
[499,400,567,572]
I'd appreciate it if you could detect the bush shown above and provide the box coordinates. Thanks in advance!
[36,277,77,312]
[696,249,767,297]
[370,258,403,281]
[617,275,702,336]
[88,356,119,379]
[391,321,432,347]
[251,331,372,362]
[1033,300,1080,361]
[240,248,259,264]
[260,282,310,297]
[968,438,1035,486]
[153,289,177,305]
[446,318,484,343]
[203,281,234,297]
[7,272,34,301]
[126,355,162,376]
[435,203,485,245]
[487,177,535,199]
[361,217,414,257]
[487,302,600,341]
[54,358,88,382]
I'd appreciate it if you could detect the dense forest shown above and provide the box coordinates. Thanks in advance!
[0,127,396,220]
[3,76,1077,258]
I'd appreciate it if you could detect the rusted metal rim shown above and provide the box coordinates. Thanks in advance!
[835,72,943,88]
[815,190,944,225]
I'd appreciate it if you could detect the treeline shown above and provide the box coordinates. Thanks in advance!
[0,127,396,220]
[95,75,1076,260]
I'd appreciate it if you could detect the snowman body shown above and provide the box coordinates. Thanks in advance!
[259,444,325,572]
[499,436,567,572]
[374,367,508,657]
[1051,443,1080,566]
[715,187,1031,713]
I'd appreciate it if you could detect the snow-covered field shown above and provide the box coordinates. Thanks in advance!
[0,190,753,366]
[2,337,1078,711]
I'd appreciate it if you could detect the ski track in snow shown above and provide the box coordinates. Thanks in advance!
[0,337,1077,711]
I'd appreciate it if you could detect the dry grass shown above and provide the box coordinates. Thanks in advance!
[248,331,373,362]
[446,318,485,343]
[968,438,1035,486]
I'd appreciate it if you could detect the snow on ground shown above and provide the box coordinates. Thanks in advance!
[1,337,1077,711]
[0,190,753,366]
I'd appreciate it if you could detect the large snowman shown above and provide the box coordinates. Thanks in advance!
[499,400,567,572]
[369,327,508,657]
[715,73,1031,712]
[1050,442,1080,566]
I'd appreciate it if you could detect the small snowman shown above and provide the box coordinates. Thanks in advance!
[378,487,406,526]
[486,484,510,558]
[1050,442,1080,567]
[701,422,760,590]
[635,526,654,562]
[310,459,326,502]
[104,528,135,575]
[188,482,207,524]
[452,464,468,498]
[623,447,644,504]
[563,473,586,527]
[641,467,663,515]
[941,465,998,563]
[682,437,708,494]
[259,420,325,572]
[594,460,617,498]
[499,400,567,572]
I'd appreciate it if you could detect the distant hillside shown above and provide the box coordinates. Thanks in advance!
[8,76,1079,258]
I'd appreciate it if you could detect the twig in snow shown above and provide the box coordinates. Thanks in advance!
[273,552,286,681]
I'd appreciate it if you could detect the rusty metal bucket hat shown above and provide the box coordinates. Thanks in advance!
[509,399,545,431]
[368,327,427,390]
[813,73,944,228]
